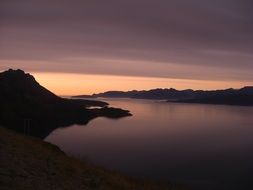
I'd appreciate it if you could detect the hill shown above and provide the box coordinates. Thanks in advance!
[0,69,131,138]
[0,127,186,190]
[173,86,253,106]
[73,87,253,106]
[74,89,195,100]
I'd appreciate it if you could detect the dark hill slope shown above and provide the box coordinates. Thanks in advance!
[0,69,131,138]
[0,127,186,190]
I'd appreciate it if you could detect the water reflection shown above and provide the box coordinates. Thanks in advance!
[46,98,253,190]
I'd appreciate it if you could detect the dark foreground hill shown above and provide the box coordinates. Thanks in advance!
[0,127,186,190]
[74,87,253,106]
[0,69,131,138]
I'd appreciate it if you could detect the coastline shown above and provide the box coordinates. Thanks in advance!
[0,126,187,190]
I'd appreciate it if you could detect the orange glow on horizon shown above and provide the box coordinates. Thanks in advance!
[32,72,253,96]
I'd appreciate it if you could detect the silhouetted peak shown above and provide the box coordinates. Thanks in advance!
[1,69,35,81]
[239,86,253,94]
[241,86,253,90]
[4,69,26,75]
[0,69,57,101]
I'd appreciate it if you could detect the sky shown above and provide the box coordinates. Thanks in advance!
[1,0,253,95]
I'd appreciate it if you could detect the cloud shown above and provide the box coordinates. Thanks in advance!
[0,0,253,81]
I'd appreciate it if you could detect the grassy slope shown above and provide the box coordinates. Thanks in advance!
[0,127,187,190]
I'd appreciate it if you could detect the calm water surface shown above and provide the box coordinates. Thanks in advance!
[45,98,253,190]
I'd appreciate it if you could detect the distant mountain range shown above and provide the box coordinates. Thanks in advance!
[0,69,131,138]
[73,87,253,106]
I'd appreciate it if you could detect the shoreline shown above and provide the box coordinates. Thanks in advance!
[0,126,187,190]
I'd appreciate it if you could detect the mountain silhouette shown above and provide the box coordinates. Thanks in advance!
[74,87,253,106]
[74,88,195,100]
[176,86,253,106]
[0,69,131,138]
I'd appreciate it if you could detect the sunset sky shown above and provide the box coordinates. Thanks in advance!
[1,0,253,95]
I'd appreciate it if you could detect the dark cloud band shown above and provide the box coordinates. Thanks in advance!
[0,0,253,81]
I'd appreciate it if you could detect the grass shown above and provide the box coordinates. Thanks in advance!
[0,127,188,190]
